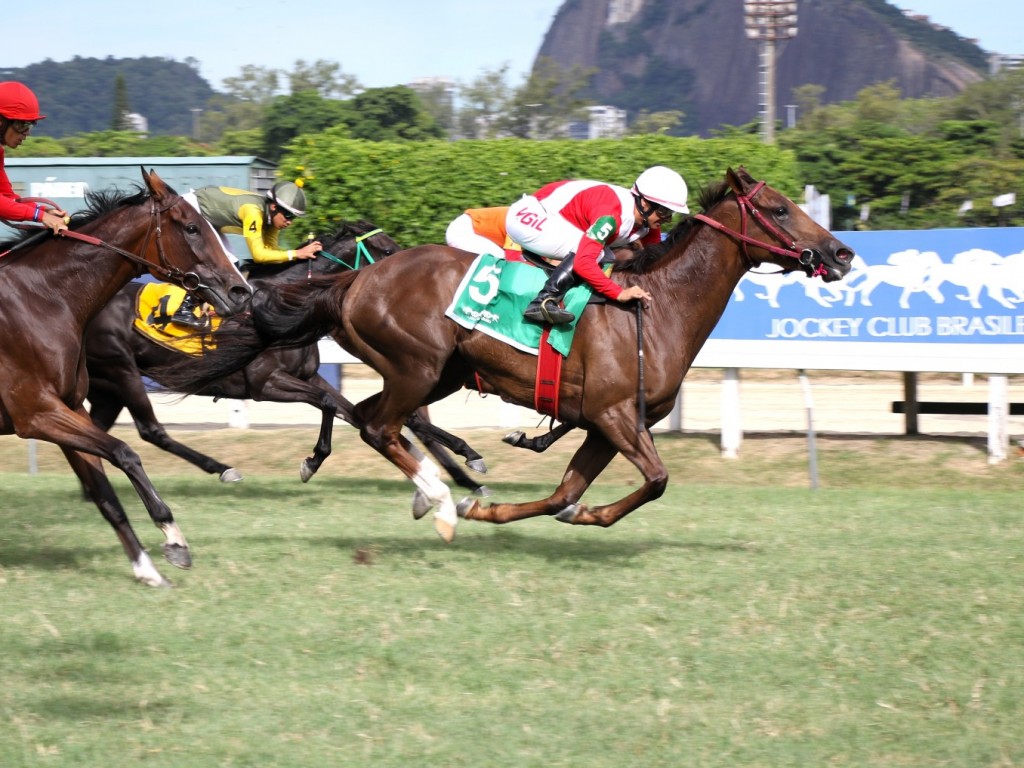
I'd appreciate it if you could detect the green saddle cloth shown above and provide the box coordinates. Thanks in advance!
[444,253,592,357]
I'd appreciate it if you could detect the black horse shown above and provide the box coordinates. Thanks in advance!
[84,220,488,493]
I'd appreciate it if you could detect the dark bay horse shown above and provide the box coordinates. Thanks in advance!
[160,168,853,542]
[0,169,251,586]
[85,222,487,493]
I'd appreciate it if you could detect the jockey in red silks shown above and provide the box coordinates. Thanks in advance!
[0,81,68,235]
[505,165,690,324]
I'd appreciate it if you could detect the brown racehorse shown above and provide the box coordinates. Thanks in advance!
[0,169,251,586]
[85,221,488,493]
[161,168,854,542]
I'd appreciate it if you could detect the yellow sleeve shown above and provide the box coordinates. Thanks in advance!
[239,203,294,263]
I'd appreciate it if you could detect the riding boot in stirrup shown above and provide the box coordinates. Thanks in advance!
[171,293,210,330]
[523,253,577,325]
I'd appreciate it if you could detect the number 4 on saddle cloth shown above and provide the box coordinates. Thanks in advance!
[132,283,223,355]
[445,253,606,417]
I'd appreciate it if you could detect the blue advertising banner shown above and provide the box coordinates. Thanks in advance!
[695,228,1024,373]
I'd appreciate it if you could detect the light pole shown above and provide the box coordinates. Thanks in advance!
[190,108,203,140]
[743,1,798,144]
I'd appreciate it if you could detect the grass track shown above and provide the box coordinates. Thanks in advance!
[1,429,1023,766]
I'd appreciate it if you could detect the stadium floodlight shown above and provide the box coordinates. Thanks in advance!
[743,0,799,143]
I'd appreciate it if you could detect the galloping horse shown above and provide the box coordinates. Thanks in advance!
[0,169,251,586]
[162,168,853,542]
[88,222,489,492]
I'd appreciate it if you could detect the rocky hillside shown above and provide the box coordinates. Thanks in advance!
[535,0,989,135]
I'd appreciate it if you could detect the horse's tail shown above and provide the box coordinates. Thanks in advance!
[150,318,268,395]
[152,271,358,395]
[249,270,356,347]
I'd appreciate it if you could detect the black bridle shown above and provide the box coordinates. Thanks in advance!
[2,195,206,291]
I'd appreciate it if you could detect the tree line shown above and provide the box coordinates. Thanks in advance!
[6,57,1023,232]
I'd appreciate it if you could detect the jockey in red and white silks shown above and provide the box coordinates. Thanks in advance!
[505,166,690,324]
[506,180,658,300]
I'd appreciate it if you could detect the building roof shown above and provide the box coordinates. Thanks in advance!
[6,155,275,167]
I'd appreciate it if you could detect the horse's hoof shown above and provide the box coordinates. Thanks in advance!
[300,459,315,483]
[412,489,432,520]
[554,505,580,524]
[502,430,525,447]
[474,485,493,498]
[219,468,243,483]
[434,518,456,543]
[144,575,174,588]
[466,458,488,474]
[456,497,476,519]
[162,542,193,569]
[136,575,174,588]
[132,552,173,587]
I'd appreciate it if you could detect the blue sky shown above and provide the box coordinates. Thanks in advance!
[2,1,1019,92]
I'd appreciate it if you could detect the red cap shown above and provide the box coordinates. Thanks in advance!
[0,81,46,120]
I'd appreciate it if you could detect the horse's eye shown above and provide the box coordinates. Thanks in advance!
[773,206,788,218]
[185,223,200,235]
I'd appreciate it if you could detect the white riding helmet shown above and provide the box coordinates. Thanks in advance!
[267,181,307,218]
[632,165,690,214]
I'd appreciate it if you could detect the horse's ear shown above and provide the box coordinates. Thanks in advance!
[141,167,170,199]
[725,166,754,195]
[725,167,742,193]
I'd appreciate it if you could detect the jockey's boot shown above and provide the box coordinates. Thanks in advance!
[171,293,210,330]
[523,253,577,325]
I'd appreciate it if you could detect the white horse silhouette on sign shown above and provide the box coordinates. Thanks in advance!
[850,249,945,308]
[732,247,1023,310]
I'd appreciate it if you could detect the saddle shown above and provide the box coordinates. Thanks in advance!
[518,248,617,307]
[132,283,221,356]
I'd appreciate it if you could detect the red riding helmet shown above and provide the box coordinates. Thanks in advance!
[0,81,46,121]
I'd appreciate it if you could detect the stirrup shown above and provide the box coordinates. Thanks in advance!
[524,298,574,325]
[172,310,210,330]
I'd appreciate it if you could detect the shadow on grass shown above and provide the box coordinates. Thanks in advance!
[0,543,112,571]
[203,525,763,568]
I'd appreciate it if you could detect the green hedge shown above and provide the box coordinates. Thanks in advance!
[279,131,801,247]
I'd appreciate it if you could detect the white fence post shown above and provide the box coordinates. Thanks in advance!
[720,367,742,458]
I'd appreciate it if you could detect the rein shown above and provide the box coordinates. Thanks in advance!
[2,196,205,291]
[317,228,381,272]
[693,181,827,277]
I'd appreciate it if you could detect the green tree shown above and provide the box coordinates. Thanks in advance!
[412,80,457,137]
[217,128,266,156]
[262,90,350,160]
[110,73,133,131]
[456,65,514,139]
[628,110,685,136]
[287,59,360,99]
[339,87,444,142]
[502,57,595,139]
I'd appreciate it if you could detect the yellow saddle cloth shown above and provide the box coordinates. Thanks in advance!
[132,283,222,356]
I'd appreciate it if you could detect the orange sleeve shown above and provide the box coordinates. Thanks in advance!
[466,207,510,248]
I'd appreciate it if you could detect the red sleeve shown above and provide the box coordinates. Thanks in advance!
[0,156,38,222]
[639,227,662,246]
[571,233,622,300]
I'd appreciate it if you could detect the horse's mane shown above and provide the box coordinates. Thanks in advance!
[614,179,732,274]
[0,186,149,252]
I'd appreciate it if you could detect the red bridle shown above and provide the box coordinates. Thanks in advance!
[693,180,828,277]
